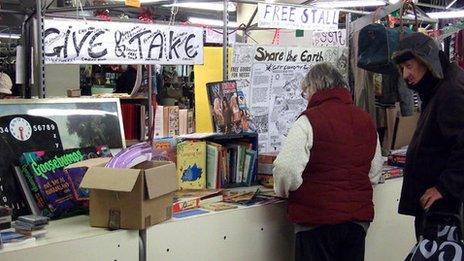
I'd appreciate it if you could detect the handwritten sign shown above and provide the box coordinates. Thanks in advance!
[257,3,339,31]
[312,29,346,47]
[253,46,327,64]
[43,19,204,65]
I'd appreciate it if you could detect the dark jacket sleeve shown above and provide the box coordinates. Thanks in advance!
[435,87,464,200]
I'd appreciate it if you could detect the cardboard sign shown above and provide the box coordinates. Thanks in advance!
[257,3,339,31]
[44,19,204,65]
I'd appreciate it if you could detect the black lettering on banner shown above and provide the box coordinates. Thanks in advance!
[148,32,164,59]
[318,11,325,24]
[301,9,309,23]
[289,7,296,22]
[255,47,265,61]
[281,6,288,21]
[63,28,71,58]
[44,28,63,57]
[88,30,108,59]
[273,5,280,21]
[264,5,272,19]
[169,31,181,60]
[129,30,151,59]
[114,31,127,58]
[185,34,198,59]
[72,30,93,57]
[311,9,318,23]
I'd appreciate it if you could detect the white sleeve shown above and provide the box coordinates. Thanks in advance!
[369,135,384,186]
[273,116,313,198]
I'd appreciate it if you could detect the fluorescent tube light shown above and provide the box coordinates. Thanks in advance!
[311,0,386,8]
[114,0,163,3]
[0,33,21,39]
[164,2,236,12]
[188,17,239,28]
[427,10,464,19]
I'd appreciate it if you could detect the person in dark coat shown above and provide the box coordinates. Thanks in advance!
[393,33,464,240]
[115,65,137,94]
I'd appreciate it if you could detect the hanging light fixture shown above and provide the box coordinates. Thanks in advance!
[427,10,464,19]
[310,0,387,8]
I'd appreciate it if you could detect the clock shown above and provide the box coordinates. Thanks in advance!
[0,114,63,219]
[9,117,33,141]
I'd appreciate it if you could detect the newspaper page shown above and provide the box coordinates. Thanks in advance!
[231,44,348,152]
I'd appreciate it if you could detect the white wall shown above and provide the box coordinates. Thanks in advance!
[44,65,80,97]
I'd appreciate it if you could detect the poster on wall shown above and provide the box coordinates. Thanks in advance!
[0,98,125,218]
[44,19,204,65]
[312,29,347,47]
[231,44,348,152]
[257,3,339,31]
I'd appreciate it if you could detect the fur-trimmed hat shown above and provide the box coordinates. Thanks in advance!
[392,33,443,79]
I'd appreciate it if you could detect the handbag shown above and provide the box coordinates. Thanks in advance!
[406,205,464,261]
[357,2,418,75]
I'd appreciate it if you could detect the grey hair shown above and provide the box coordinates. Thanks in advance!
[302,63,348,93]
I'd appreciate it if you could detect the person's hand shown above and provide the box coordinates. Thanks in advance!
[420,187,443,209]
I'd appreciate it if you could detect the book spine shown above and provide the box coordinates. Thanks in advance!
[20,165,48,214]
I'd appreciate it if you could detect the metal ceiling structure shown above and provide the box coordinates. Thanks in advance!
[0,0,462,98]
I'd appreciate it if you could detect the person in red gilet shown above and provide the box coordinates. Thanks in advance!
[273,63,383,261]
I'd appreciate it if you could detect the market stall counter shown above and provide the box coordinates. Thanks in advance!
[0,215,140,261]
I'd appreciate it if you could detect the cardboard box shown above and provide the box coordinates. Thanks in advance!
[79,159,178,230]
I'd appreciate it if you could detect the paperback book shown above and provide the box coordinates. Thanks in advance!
[18,146,111,219]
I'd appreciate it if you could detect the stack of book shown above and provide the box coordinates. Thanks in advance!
[12,215,49,239]
[172,189,223,213]
[0,207,12,230]
[257,152,279,188]
[154,106,195,138]
[381,165,404,180]
[387,148,407,168]
[206,141,258,189]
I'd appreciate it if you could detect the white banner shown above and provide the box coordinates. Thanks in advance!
[312,29,347,47]
[231,44,348,152]
[44,19,204,65]
[257,3,339,31]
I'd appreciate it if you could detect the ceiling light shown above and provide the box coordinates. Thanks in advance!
[311,0,386,8]
[427,10,464,19]
[0,33,21,39]
[114,0,164,3]
[388,0,400,3]
[188,17,238,28]
[164,2,236,12]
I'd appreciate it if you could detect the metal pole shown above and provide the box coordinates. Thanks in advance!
[223,0,229,81]
[36,0,46,98]
[148,65,153,142]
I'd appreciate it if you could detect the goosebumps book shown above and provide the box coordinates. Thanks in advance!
[18,146,111,219]
[177,141,206,190]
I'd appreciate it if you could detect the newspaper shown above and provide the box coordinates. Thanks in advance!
[231,44,348,152]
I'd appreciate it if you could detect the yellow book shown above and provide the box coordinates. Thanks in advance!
[177,141,207,189]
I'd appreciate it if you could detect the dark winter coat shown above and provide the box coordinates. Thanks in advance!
[398,62,464,216]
